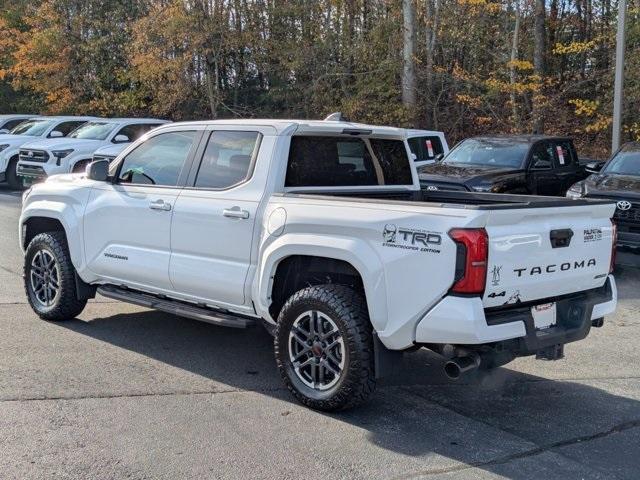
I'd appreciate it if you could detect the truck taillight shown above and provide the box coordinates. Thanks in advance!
[610,219,617,274]
[449,228,488,295]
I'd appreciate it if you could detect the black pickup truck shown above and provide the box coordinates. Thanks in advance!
[567,142,640,249]
[418,135,594,196]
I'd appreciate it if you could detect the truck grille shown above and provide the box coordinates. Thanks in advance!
[614,203,640,224]
[19,149,49,163]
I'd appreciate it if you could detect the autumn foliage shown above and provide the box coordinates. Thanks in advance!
[0,0,638,159]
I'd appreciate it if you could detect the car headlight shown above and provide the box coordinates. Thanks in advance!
[51,149,74,159]
[566,182,585,198]
[472,185,499,193]
[0,144,9,152]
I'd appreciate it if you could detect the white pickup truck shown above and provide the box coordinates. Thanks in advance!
[20,119,618,410]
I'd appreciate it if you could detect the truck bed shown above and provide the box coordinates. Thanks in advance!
[284,188,614,210]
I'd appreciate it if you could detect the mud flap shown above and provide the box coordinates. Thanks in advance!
[373,333,404,379]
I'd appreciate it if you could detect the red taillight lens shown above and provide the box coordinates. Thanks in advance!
[610,219,617,274]
[449,228,488,294]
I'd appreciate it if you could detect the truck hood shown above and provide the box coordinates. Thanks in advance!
[21,137,104,152]
[93,143,127,157]
[583,173,640,201]
[418,163,522,187]
[0,135,37,147]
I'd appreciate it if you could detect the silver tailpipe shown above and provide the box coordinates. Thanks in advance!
[444,352,481,379]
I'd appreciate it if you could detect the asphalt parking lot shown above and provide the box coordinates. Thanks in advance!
[1,188,639,479]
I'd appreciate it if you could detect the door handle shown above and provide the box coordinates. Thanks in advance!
[149,199,172,211]
[223,207,250,219]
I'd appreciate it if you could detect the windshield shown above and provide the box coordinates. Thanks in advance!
[443,138,528,168]
[10,119,54,136]
[602,145,640,176]
[68,122,115,140]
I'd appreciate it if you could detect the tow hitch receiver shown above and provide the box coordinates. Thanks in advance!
[536,344,564,360]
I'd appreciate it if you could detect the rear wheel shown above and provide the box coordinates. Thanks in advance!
[24,232,87,321]
[274,284,376,411]
[6,157,22,189]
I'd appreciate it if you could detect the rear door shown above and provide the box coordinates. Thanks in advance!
[482,203,615,308]
[169,126,273,309]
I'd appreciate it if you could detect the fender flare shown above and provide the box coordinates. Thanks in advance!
[20,202,86,272]
[253,233,389,333]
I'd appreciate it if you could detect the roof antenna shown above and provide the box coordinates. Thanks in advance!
[323,112,350,122]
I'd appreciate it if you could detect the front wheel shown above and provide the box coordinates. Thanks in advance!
[6,157,23,189]
[24,232,87,321]
[274,284,376,411]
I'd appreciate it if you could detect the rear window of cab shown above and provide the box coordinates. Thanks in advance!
[285,136,413,187]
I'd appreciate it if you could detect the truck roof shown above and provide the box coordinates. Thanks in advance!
[160,119,406,137]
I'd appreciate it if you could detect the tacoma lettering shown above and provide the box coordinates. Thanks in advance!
[513,259,596,277]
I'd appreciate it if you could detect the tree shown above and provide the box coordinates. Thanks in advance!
[402,0,417,113]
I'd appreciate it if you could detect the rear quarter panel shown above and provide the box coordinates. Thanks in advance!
[254,195,486,349]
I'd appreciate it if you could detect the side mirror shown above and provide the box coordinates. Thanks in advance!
[585,161,604,174]
[113,134,130,143]
[86,159,110,181]
[49,130,63,138]
[434,153,444,162]
[0,129,9,134]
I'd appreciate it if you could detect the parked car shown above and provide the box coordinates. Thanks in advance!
[0,114,40,134]
[20,120,617,410]
[405,129,449,168]
[17,118,169,181]
[567,141,640,249]
[0,116,96,189]
[418,135,594,196]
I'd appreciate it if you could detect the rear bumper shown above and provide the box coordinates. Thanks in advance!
[415,275,616,352]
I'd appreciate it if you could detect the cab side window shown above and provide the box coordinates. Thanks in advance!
[407,136,444,161]
[118,131,197,186]
[552,141,575,167]
[530,142,554,170]
[52,121,86,137]
[114,123,164,143]
[194,131,260,189]
[2,119,27,131]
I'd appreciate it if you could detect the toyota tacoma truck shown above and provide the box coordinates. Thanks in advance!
[20,120,618,411]
[419,135,597,196]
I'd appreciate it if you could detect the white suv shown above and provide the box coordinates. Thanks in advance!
[0,116,96,189]
[17,118,169,181]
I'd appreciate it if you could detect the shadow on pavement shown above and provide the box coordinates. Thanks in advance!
[55,307,640,479]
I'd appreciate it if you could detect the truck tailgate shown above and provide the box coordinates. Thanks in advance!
[482,203,616,308]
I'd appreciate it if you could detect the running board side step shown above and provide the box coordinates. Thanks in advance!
[97,285,255,328]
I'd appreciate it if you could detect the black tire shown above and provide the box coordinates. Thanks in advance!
[6,157,23,190]
[24,232,87,321]
[274,284,376,411]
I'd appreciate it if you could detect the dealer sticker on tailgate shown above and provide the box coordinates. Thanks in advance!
[532,303,557,330]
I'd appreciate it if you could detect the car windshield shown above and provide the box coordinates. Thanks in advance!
[10,119,54,136]
[602,145,640,176]
[442,138,529,168]
[68,122,115,140]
